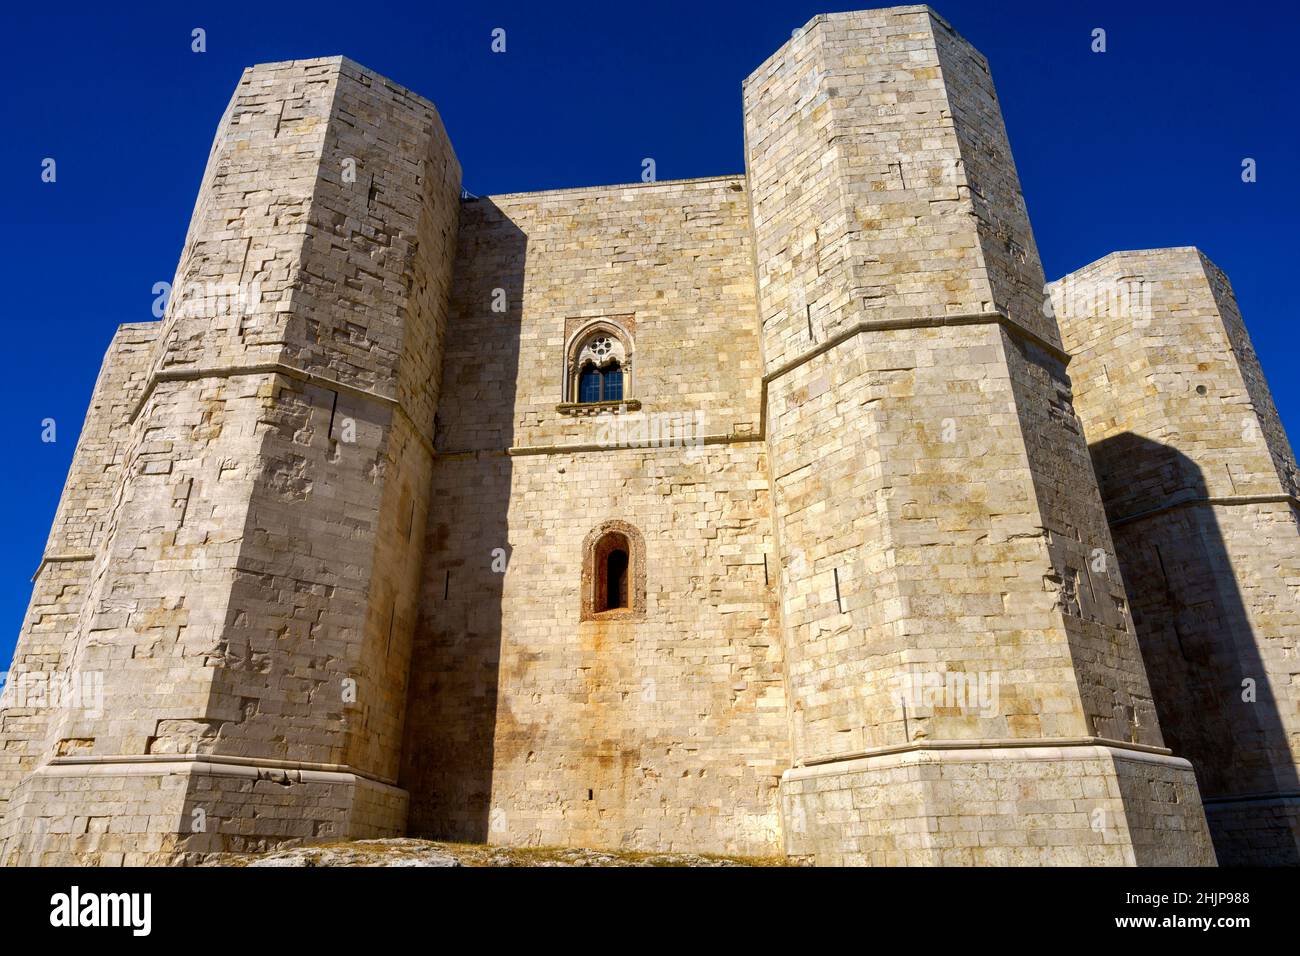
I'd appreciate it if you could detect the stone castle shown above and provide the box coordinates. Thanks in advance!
[1,5,1296,866]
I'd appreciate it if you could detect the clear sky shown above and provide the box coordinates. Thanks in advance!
[1,0,1296,664]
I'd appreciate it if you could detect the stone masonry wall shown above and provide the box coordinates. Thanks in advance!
[3,7,1274,868]
[744,6,1211,863]
[0,56,462,863]
[407,445,787,855]
[401,177,789,856]
[745,5,1160,761]
[782,745,1214,866]
[0,323,157,823]
[933,23,1154,746]
[1053,247,1300,864]
[431,177,764,454]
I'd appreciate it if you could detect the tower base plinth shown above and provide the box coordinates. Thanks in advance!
[0,757,407,866]
[780,743,1216,866]
[1202,795,1300,867]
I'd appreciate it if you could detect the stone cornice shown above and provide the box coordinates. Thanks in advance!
[30,551,95,583]
[795,735,1174,770]
[760,309,1071,390]
[47,752,401,789]
[442,310,1072,460]
[1109,493,1300,529]
[124,361,435,460]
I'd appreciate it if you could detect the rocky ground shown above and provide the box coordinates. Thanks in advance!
[204,837,792,867]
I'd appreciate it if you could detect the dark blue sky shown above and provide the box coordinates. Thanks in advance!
[1,1,1296,663]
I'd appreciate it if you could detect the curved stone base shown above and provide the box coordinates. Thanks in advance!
[779,743,1217,866]
[0,756,407,866]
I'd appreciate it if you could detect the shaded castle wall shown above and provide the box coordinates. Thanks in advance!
[0,56,461,864]
[1053,247,1300,864]
[745,6,1213,864]
[402,179,791,856]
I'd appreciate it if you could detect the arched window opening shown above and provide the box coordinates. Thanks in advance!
[581,521,646,620]
[592,531,630,614]
[604,547,629,611]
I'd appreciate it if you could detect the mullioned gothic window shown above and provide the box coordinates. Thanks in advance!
[566,324,632,406]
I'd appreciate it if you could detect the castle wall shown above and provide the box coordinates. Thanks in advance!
[0,56,461,864]
[3,6,1282,868]
[402,178,790,856]
[745,5,1212,864]
[1053,247,1300,864]
[781,745,1214,866]
[0,322,157,822]
[432,177,764,453]
[407,446,786,855]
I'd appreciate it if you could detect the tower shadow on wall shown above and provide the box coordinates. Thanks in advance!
[1092,432,1299,866]
[399,197,525,842]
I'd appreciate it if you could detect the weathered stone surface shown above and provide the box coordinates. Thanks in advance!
[0,55,459,865]
[399,178,786,857]
[0,6,1290,867]
[203,837,781,867]
[745,5,1212,865]
[1053,247,1300,865]
[0,322,158,824]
